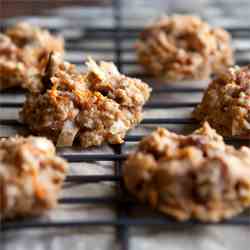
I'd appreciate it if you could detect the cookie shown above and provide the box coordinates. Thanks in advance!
[123,123,250,221]
[0,136,68,219]
[136,15,234,81]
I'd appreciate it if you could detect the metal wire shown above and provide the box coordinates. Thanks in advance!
[1,1,250,250]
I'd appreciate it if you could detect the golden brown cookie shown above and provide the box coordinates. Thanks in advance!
[123,123,250,222]
[0,136,68,219]
[193,65,250,138]
[0,22,64,92]
[136,15,234,81]
[20,54,151,148]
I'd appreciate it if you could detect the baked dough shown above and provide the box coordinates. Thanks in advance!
[136,15,234,81]
[0,136,68,219]
[123,123,250,222]
[193,65,250,138]
[0,22,64,92]
[20,53,151,148]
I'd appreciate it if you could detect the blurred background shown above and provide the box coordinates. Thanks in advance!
[1,0,250,27]
[1,0,250,76]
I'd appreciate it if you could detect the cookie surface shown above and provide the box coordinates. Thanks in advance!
[0,136,68,219]
[20,54,151,148]
[123,123,250,222]
[0,22,64,92]
[193,65,250,138]
[136,15,234,81]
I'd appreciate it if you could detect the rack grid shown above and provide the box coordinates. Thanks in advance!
[1,1,250,250]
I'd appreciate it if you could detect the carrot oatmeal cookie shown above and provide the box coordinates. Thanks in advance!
[0,136,68,219]
[20,53,151,148]
[193,65,250,138]
[123,123,250,222]
[0,22,64,92]
[136,15,234,81]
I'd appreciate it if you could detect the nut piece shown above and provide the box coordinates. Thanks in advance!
[0,136,68,219]
[136,15,234,81]
[20,54,151,148]
[0,22,64,92]
[123,123,250,222]
[193,65,250,138]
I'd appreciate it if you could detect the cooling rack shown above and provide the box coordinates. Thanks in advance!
[1,1,250,250]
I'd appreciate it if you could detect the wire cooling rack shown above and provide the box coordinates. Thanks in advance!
[1,1,250,250]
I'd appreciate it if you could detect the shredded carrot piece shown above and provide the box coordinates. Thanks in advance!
[31,168,46,200]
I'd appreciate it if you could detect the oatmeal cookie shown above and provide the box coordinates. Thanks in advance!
[123,123,250,222]
[193,65,250,138]
[0,22,64,91]
[20,53,151,148]
[136,15,234,81]
[0,136,68,219]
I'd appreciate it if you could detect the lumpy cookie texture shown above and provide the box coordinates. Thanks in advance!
[20,54,151,148]
[136,15,234,81]
[123,123,250,222]
[0,136,68,219]
[193,65,250,138]
[0,22,64,92]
